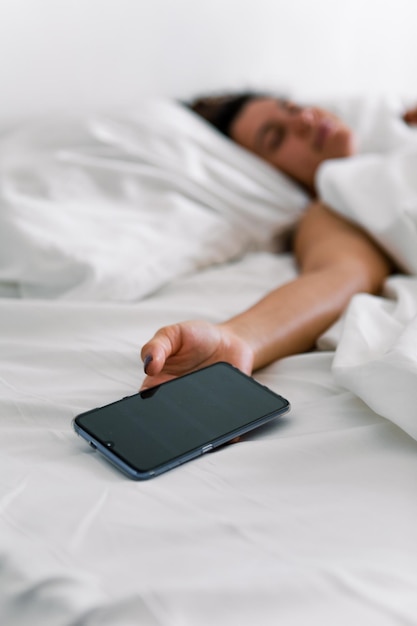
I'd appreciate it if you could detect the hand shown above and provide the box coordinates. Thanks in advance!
[403,105,417,126]
[140,320,254,389]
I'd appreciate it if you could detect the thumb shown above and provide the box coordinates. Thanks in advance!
[140,324,182,375]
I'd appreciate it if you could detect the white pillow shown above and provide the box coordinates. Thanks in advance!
[0,98,308,301]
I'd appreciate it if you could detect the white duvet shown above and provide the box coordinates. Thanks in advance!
[317,137,417,441]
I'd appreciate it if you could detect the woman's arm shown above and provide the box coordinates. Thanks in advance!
[224,201,392,370]
[140,201,392,387]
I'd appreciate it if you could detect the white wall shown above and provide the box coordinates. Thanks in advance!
[0,0,416,124]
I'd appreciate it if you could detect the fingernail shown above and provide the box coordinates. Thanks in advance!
[143,354,153,374]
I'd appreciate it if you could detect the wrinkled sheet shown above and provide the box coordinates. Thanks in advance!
[1,252,417,626]
[333,278,417,441]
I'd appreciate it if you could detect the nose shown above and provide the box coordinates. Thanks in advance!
[289,108,316,136]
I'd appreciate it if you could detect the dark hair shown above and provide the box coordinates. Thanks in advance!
[186,91,268,138]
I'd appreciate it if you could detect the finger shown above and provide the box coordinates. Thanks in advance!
[403,109,417,125]
[140,324,182,375]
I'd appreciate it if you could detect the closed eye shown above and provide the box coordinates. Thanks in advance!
[263,125,285,152]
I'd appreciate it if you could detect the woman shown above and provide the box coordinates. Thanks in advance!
[140,93,416,387]
[190,92,357,193]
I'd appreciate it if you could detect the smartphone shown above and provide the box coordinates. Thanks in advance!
[73,362,290,480]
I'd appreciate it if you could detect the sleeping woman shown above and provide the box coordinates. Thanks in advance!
[140,93,417,387]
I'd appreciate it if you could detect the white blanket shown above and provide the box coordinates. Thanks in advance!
[317,143,417,441]
[0,99,308,300]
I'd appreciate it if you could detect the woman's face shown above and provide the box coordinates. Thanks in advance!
[230,98,356,192]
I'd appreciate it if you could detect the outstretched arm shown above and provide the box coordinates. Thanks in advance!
[141,201,392,387]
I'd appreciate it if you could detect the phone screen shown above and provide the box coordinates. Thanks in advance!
[73,362,290,479]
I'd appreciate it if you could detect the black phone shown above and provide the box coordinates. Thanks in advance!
[73,362,290,480]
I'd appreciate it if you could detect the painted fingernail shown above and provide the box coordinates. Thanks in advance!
[143,354,153,374]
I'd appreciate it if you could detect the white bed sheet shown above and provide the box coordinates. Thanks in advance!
[1,252,417,626]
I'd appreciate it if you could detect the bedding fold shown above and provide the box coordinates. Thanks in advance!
[317,145,417,441]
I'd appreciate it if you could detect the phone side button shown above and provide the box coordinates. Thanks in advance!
[201,444,213,454]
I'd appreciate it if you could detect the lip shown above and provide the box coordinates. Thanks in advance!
[314,119,333,150]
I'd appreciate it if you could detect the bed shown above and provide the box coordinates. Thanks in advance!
[1,3,417,625]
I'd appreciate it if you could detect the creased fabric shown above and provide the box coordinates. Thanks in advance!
[317,136,417,441]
